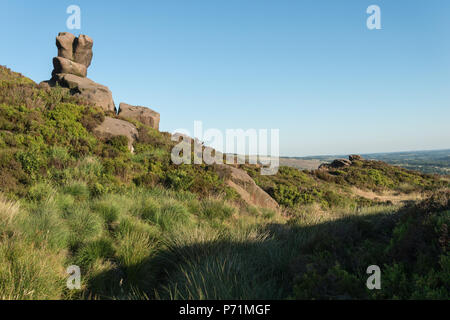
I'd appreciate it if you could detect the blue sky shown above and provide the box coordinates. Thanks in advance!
[1,0,449,156]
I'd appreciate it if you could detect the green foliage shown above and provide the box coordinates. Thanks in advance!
[106,135,129,153]
[0,65,449,300]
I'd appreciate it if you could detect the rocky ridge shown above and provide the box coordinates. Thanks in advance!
[37,32,278,210]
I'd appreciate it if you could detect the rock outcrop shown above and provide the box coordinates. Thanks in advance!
[118,103,160,130]
[56,32,76,60]
[93,117,139,153]
[52,57,87,78]
[53,73,115,112]
[216,165,279,210]
[349,154,363,162]
[73,35,94,67]
[331,159,352,168]
[42,32,115,112]
[319,155,365,170]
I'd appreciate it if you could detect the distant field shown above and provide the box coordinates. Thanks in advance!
[281,149,450,175]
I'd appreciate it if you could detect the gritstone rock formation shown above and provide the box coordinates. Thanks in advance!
[118,103,160,131]
[349,154,363,162]
[215,164,280,210]
[93,117,139,153]
[319,155,364,170]
[42,32,115,112]
[40,32,163,153]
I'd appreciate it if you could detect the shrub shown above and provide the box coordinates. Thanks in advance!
[106,135,129,153]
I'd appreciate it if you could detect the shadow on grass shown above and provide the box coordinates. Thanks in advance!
[89,192,449,300]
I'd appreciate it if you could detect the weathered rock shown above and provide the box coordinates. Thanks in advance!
[56,32,76,60]
[330,159,352,168]
[118,103,160,130]
[73,35,93,68]
[38,81,51,90]
[216,165,279,210]
[53,73,115,112]
[93,117,138,152]
[318,163,330,170]
[349,154,363,162]
[52,57,87,78]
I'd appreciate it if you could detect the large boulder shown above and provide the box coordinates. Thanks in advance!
[330,159,352,168]
[53,73,115,112]
[52,57,87,78]
[216,165,279,210]
[118,103,160,130]
[319,158,352,170]
[73,35,93,68]
[93,117,138,152]
[56,32,76,60]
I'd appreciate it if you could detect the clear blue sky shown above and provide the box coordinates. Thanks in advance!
[1,0,449,156]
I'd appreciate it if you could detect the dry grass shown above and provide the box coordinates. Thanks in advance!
[351,187,423,204]
[0,194,19,225]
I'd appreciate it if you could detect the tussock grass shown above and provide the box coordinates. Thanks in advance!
[0,193,19,226]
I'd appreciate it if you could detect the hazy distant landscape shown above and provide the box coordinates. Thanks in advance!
[282,149,450,175]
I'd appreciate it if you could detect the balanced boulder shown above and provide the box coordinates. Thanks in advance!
[73,35,94,68]
[52,57,87,78]
[43,32,116,112]
[118,103,160,130]
[56,32,76,60]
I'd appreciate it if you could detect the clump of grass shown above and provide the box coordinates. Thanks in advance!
[0,238,66,300]
[65,205,103,249]
[200,198,235,220]
[19,201,69,250]
[63,181,90,201]
[75,237,115,268]
[0,193,19,226]
[92,201,120,225]
[116,230,157,287]
[136,196,192,232]
[27,182,56,203]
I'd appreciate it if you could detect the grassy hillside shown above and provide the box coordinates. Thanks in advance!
[0,65,449,299]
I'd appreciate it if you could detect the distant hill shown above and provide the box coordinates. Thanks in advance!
[282,149,450,175]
